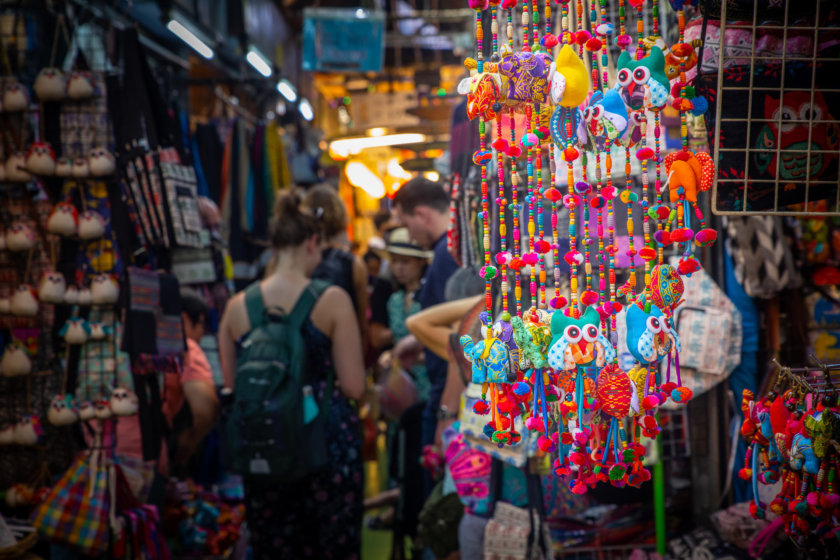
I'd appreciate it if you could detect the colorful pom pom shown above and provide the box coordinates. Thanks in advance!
[541,33,559,48]
[507,145,522,157]
[562,147,579,162]
[468,0,490,10]
[694,228,717,247]
[616,34,632,47]
[474,401,490,415]
[549,296,568,309]
[635,147,655,161]
[544,187,562,202]
[581,290,599,305]
[492,138,509,152]
[512,382,530,396]
[574,181,592,194]
[639,247,657,261]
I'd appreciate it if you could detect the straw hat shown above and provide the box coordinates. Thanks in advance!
[387,228,433,259]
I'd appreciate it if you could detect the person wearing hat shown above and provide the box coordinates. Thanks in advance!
[369,228,433,401]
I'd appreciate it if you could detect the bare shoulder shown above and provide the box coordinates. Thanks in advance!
[311,285,353,332]
[221,290,250,339]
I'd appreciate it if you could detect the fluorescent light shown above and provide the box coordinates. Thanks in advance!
[329,133,426,159]
[276,79,297,102]
[355,8,369,18]
[276,100,286,115]
[368,127,386,137]
[246,48,272,78]
[167,20,214,60]
[424,170,440,182]
[299,98,314,121]
[346,161,385,199]
[387,158,412,180]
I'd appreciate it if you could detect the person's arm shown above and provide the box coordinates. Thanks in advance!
[434,358,468,449]
[322,287,366,401]
[405,295,483,360]
[352,256,370,344]
[218,293,245,389]
[369,322,393,349]
[173,380,219,466]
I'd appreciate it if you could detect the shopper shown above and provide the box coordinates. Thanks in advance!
[392,177,459,489]
[370,228,432,394]
[166,288,219,472]
[218,192,365,559]
[303,184,370,340]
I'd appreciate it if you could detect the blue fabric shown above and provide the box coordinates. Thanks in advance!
[417,235,459,413]
[724,245,759,504]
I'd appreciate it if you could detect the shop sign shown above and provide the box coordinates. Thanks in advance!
[303,8,384,73]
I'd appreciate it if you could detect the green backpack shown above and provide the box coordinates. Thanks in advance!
[225,280,333,481]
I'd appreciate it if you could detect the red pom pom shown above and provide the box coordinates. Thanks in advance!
[670,228,693,243]
[492,138,509,152]
[571,482,589,495]
[509,258,524,271]
[507,145,522,158]
[501,0,518,8]
[468,0,490,10]
[671,82,685,99]
[544,187,562,202]
[570,452,587,466]
[542,33,559,48]
[497,399,515,414]
[550,296,568,309]
[672,42,694,57]
[678,258,701,276]
[560,432,574,445]
[641,415,658,430]
[473,401,490,415]
[535,239,551,254]
[738,468,753,480]
[642,395,659,411]
[694,228,717,247]
[639,247,657,261]
[636,147,655,161]
[674,150,692,161]
[660,382,677,395]
[538,435,556,452]
[563,146,579,162]
[575,31,591,45]
[581,290,599,305]
[585,38,603,51]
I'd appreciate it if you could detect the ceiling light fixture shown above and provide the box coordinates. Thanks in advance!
[166,20,214,60]
[276,79,297,102]
[246,48,272,78]
[346,161,385,199]
[329,133,427,159]
[299,98,314,121]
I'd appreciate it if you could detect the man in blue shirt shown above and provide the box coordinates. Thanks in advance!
[392,178,459,479]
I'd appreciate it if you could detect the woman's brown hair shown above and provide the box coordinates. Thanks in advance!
[302,184,348,239]
[270,191,321,250]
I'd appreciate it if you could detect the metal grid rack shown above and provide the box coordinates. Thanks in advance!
[710,0,840,216]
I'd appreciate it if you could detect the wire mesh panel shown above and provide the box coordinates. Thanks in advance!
[709,0,840,216]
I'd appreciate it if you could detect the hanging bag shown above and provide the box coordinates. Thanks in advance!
[30,449,111,557]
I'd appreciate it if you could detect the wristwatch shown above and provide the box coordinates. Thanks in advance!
[437,405,458,421]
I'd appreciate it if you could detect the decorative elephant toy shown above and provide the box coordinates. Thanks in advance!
[460,333,514,385]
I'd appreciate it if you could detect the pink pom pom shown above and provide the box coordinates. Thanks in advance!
[571,482,589,494]
[807,492,822,506]
[468,0,489,10]
[523,252,539,265]
[616,34,632,47]
[526,416,545,432]
[642,396,659,412]
[822,494,840,508]
[501,0,518,8]
[636,147,655,161]
[542,34,559,48]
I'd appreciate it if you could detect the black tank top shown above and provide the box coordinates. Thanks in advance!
[311,248,357,308]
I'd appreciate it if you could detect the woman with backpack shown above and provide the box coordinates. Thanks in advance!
[218,192,366,559]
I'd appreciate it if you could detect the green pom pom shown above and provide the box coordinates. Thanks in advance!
[482,265,498,280]
[502,311,511,322]
[684,85,696,98]
[609,464,627,481]
[623,449,637,463]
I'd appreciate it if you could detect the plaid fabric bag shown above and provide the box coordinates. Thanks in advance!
[30,450,110,557]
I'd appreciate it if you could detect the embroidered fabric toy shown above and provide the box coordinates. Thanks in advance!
[48,394,79,426]
[498,48,552,108]
[460,332,514,385]
[614,47,670,111]
[1,341,32,377]
[649,264,684,313]
[547,306,614,371]
[47,202,79,236]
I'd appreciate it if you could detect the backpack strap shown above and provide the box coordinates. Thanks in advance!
[287,280,331,330]
[244,282,267,330]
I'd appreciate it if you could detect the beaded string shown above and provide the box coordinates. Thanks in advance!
[535,107,546,309]
[531,0,540,47]
[639,116,653,299]
[525,105,537,309]
[652,0,659,38]
[589,1,606,308]
[623,148,637,298]
[581,153,592,295]
[635,3,645,60]
[654,109,665,266]
[475,7,493,320]
[523,0,530,49]
[560,0,570,44]
[507,2,515,48]
[512,116,523,315]
[544,0,551,37]
[575,0,584,55]
[497,120,510,316]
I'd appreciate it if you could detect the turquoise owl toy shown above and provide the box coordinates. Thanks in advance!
[614,47,670,110]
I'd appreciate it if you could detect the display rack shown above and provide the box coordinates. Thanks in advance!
[710,0,840,216]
